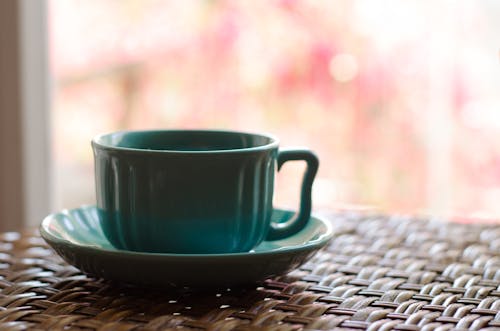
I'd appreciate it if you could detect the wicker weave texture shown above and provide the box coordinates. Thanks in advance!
[0,213,498,330]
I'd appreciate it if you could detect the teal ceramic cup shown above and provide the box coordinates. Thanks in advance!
[92,130,318,254]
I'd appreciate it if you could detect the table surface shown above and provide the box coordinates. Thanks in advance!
[0,212,499,330]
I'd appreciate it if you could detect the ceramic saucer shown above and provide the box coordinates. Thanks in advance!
[40,206,333,288]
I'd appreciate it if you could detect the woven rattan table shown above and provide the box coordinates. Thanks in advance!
[1,212,499,330]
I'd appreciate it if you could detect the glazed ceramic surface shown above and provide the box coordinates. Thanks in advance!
[92,130,318,253]
[40,206,333,288]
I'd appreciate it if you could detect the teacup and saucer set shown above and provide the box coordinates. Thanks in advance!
[40,130,333,287]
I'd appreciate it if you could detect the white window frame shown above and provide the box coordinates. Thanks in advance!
[0,0,51,230]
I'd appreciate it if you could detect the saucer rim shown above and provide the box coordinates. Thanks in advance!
[40,205,333,259]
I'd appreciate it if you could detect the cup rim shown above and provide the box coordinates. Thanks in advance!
[92,129,280,155]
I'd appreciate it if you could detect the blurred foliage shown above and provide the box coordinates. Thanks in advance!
[51,0,500,218]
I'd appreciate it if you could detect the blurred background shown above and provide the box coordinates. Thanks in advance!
[49,0,500,218]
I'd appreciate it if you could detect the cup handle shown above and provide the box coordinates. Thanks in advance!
[266,148,319,240]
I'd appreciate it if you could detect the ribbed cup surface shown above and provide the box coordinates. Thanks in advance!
[94,147,276,253]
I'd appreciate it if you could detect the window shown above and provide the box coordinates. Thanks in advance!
[50,1,500,219]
